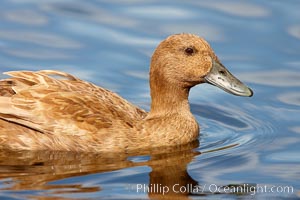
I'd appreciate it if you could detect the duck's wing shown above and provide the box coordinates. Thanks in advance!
[0,70,146,136]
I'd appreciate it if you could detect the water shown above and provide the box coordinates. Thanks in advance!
[0,0,300,199]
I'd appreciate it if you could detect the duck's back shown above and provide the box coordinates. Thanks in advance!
[0,70,146,151]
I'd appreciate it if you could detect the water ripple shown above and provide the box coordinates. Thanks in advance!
[43,2,138,27]
[195,1,270,18]
[0,30,82,49]
[64,21,159,47]
[191,103,275,156]
[278,92,300,107]
[2,9,48,25]
[238,70,300,87]
[122,6,195,19]
[288,25,300,40]
[2,48,72,59]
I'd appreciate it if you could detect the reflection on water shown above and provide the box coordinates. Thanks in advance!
[0,141,265,200]
[0,0,300,199]
[0,142,198,199]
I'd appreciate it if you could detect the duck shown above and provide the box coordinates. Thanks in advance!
[0,33,253,152]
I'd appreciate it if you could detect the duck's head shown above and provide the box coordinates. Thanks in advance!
[150,33,253,97]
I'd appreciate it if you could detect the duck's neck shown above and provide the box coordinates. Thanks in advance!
[144,68,199,143]
[148,79,192,117]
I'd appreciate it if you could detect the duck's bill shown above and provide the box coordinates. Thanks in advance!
[204,60,253,97]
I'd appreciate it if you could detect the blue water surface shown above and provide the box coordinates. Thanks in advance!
[0,0,300,199]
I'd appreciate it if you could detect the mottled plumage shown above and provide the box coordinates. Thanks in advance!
[0,34,252,152]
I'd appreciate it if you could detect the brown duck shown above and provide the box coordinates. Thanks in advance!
[0,34,253,152]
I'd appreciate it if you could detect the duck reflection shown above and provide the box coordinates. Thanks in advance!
[0,141,200,199]
[147,143,199,199]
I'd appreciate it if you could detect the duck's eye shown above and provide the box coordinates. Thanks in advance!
[185,47,194,55]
